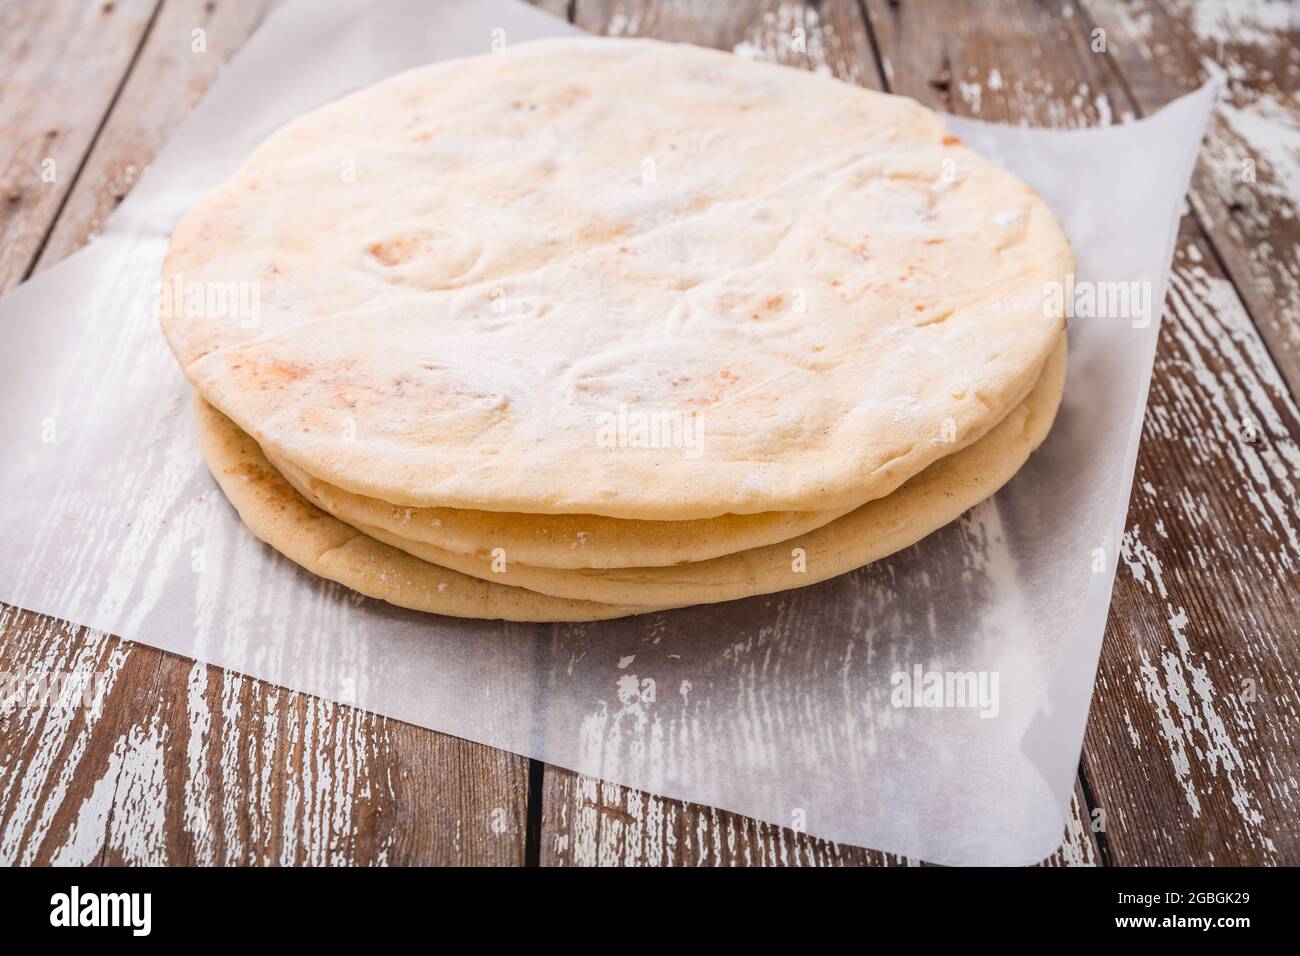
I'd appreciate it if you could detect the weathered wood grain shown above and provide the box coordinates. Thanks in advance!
[0,605,530,865]
[574,0,881,88]
[864,0,1128,127]
[1082,218,1300,865]
[1079,0,1300,397]
[863,0,1300,865]
[34,0,280,269]
[0,0,532,867]
[0,0,160,290]
[540,770,1101,866]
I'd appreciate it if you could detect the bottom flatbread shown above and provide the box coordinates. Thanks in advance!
[195,395,671,622]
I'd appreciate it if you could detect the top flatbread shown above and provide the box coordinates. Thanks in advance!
[162,36,1073,520]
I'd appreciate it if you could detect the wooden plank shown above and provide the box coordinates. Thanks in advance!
[574,0,882,89]
[863,0,1300,865]
[1077,0,1300,397]
[0,0,160,291]
[0,606,529,865]
[540,769,1101,866]
[864,0,1128,126]
[0,0,532,866]
[34,0,279,269]
[1080,216,1300,865]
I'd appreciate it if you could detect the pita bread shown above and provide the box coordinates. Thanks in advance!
[260,334,1065,608]
[164,36,1073,520]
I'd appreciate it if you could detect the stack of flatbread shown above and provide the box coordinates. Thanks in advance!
[160,37,1071,622]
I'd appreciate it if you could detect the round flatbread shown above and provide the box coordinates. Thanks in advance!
[164,36,1073,520]
[264,451,851,569]
[194,395,669,621]
[273,335,1066,607]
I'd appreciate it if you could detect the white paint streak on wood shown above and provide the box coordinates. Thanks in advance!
[1195,64,1300,356]
[603,5,643,38]
[731,1,863,84]
[1178,0,1296,51]
[0,618,125,866]
[247,684,276,861]
[282,693,391,866]
[51,713,169,866]
[1045,787,1100,867]
[183,661,214,864]
[952,64,1114,131]
[1121,526,1279,851]
[219,671,250,863]
[279,688,304,865]
[1166,260,1300,562]
[142,668,398,866]
[46,750,120,866]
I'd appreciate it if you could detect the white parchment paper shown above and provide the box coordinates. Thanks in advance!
[0,0,1214,864]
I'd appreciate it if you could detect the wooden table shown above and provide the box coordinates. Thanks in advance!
[1,0,1297,867]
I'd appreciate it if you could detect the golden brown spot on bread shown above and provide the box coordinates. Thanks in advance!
[253,359,312,384]
[369,236,419,267]
[233,462,272,486]
[942,135,962,146]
